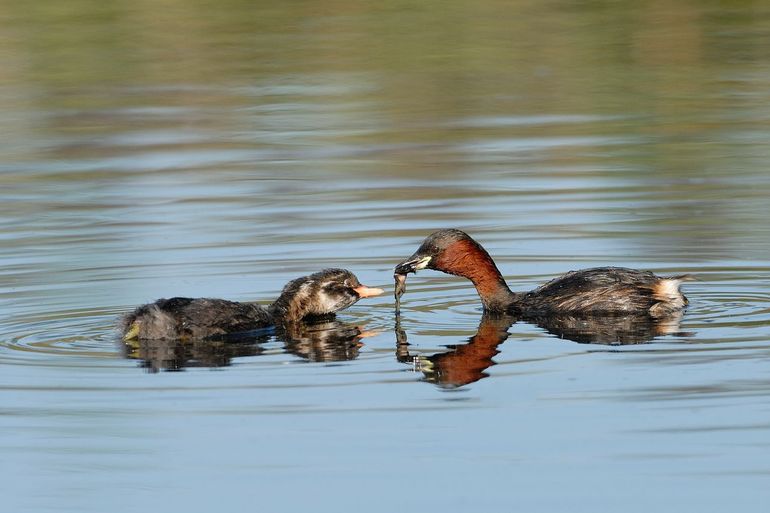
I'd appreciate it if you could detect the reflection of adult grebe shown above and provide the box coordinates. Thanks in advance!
[396,314,513,388]
[395,229,693,316]
[396,311,689,388]
[120,269,383,341]
[529,310,688,345]
[125,319,375,372]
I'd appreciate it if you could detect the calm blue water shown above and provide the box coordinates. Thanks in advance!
[2,2,770,512]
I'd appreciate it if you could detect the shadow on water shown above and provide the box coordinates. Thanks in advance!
[395,310,691,388]
[123,319,371,372]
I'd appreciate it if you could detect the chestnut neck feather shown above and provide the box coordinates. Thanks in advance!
[435,240,517,312]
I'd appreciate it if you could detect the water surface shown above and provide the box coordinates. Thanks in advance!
[2,2,770,512]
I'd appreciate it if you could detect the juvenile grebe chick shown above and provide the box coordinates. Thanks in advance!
[120,268,383,341]
[394,229,692,317]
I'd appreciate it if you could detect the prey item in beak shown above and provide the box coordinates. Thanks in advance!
[394,255,432,275]
[394,273,407,313]
[394,255,430,313]
[353,284,384,298]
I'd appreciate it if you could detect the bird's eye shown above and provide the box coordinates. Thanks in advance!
[343,279,351,288]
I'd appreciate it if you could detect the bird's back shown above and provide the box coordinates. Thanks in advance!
[121,297,272,341]
[518,267,690,317]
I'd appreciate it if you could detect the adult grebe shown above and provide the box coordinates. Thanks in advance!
[395,229,691,317]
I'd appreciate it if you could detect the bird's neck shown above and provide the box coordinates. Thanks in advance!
[436,239,517,312]
[269,280,316,322]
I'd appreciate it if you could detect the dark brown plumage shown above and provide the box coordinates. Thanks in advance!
[120,268,383,341]
[394,229,692,317]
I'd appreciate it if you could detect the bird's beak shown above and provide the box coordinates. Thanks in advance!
[353,284,384,298]
[394,255,432,275]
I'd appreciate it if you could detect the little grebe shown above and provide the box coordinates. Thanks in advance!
[394,229,692,317]
[121,268,383,341]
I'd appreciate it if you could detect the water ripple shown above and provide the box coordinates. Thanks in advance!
[0,307,121,361]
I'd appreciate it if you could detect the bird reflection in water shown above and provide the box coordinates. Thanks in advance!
[396,311,690,388]
[525,310,688,345]
[396,314,513,388]
[123,319,374,372]
[281,320,376,362]
[396,314,516,388]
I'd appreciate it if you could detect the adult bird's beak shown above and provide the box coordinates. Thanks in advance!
[394,255,432,275]
[353,284,384,298]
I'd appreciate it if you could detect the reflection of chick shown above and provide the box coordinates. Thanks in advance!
[123,332,270,373]
[281,320,375,362]
[123,319,377,371]
[396,314,514,388]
